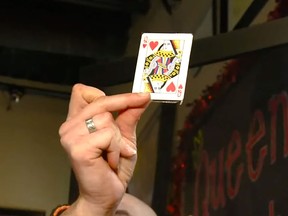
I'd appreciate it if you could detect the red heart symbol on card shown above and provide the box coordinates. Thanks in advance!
[178,84,183,89]
[149,41,158,50]
[143,43,147,48]
[166,82,176,92]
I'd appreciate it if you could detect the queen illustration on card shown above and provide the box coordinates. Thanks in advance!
[133,33,193,103]
[142,39,183,93]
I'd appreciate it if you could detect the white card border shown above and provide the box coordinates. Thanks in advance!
[132,33,193,102]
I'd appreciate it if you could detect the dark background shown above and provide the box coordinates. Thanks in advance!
[184,45,288,215]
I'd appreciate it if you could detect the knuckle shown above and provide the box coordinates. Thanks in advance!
[59,131,79,150]
[69,147,80,160]
[101,112,114,124]
[72,83,84,94]
[58,121,68,137]
[69,146,92,165]
[69,147,84,161]
[59,133,71,149]
[105,127,115,137]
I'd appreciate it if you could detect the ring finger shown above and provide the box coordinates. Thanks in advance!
[62,111,116,137]
[83,112,116,135]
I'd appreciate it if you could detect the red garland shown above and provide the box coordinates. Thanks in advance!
[166,1,288,215]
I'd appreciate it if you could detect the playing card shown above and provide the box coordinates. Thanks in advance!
[132,33,193,103]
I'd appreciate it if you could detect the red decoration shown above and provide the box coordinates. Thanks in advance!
[166,1,288,215]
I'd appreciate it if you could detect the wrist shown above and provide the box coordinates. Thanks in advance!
[61,197,116,216]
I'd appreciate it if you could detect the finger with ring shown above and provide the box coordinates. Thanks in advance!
[85,118,96,133]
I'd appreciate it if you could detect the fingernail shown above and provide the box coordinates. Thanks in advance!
[138,92,150,97]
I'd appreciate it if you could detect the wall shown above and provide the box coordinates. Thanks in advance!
[126,0,213,57]
[0,91,70,215]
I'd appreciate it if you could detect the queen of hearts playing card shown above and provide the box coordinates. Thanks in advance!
[132,33,193,103]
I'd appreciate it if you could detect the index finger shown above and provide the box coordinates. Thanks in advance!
[67,83,105,120]
[78,92,150,120]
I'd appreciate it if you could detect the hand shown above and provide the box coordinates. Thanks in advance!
[58,84,150,216]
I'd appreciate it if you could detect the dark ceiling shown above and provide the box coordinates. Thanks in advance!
[0,0,150,90]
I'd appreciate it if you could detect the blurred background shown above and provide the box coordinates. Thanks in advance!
[0,0,284,215]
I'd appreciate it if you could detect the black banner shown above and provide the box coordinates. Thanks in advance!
[185,45,288,216]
